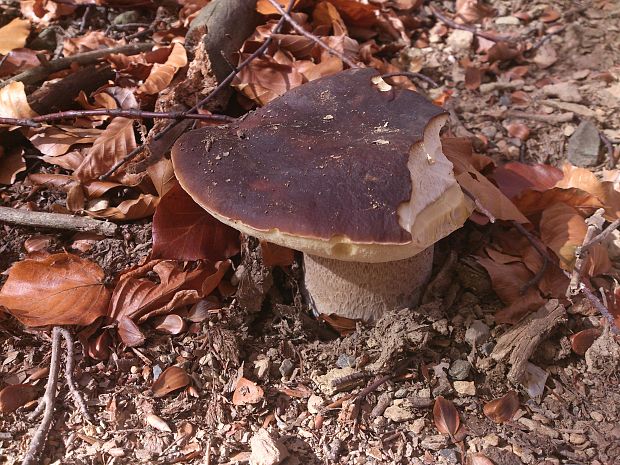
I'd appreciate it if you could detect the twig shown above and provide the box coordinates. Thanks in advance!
[502,110,574,124]
[265,0,358,68]
[381,71,438,88]
[429,5,515,43]
[568,209,605,296]
[79,4,94,33]
[101,0,296,180]
[0,42,153,88]
[461,187,496,223]
[0,109,235,128]
[512,221,550,294]
[22,328,61,465]
[0,206,117,236]
[581,218,620,254]
[23,328,92,465]
[600,132,616,169]
[579,286,620,334]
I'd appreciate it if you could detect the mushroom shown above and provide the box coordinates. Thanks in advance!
[171,68,473,322]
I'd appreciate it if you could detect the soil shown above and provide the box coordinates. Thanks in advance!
[1,0,620,464]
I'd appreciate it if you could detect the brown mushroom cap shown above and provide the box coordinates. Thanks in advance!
[172,68,472,262]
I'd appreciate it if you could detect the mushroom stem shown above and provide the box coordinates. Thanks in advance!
[303,247,434,322]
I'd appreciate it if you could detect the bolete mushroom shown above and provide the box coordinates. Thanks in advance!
[171,68,473,322]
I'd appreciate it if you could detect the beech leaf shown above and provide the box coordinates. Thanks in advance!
[570,328,603,356]
[483,391,520,423]
[152,366,191,397]
[0,384,38,413]
[232,377,264,405]
[433,396,460,436]
[0,18,31,54]
[0,81,37,121]
[0,253,110,327]
[151,183,240,261]
[138,43,187,95]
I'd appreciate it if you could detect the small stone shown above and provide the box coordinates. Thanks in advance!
[113,10,142,25]
[590,411,604,421]
[432,377,453,397]
[543,82,583,103]
[446,29,474,51]
[254,357,270,380]
[563,124,576,137]
[249,429,289,465]
[279,359,294,378]
[479,341,495,356]
[465,320,490,347]
[567,120,601,167]
[482,434,499,447]
[420,435,449,451]
[336,354,355,368]
[439,448,459,464]
[448,360,471,380]
[312,367,357,395]
[307,395,323,415]
[480,126,497,139]
[453,381,476,396]
[384,399,415,422]
[394,388,408,399]
[410,418,425,434]
[569,433,587,445]
[495,15,521,25]
[572,69,590,80]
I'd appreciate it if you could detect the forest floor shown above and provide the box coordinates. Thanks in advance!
[0,0,619,464]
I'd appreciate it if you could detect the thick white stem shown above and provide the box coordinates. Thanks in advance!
[303,247,433,322]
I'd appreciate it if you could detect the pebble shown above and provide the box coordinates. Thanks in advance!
[254,358,270,380]
[590,411,604,422]
[563,124,576,137]
[307,395,323,415]
[439,448,459,464]
[113,10,142,25]
[410,418,425,434]
[479,341,495,356]
[543,82,583,103]
[569,433,587,445]
[249,429,289,465]
[448,360,471,380]
[480,126,497,139]
[567,120,601,167]
[495,15,520,25]
[465,320,491,347]
[420,435,449,451]
[453,381,476,396]
[482,434,499,447]
[384,399,416,422]
[394,388,408,399]
[279,359,294,378]
[336,354,355,368]
[447,29,474,51]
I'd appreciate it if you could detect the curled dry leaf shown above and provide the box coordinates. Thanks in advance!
[151,183,240,261]
[0,253,110,327]
[187,296,221,322]
[29,126,102,158]
[74,117,137,181]
[62,30,121,56]
[153,314,187,335]
[319,313,358,336]
[483,390,520,423]
[433,396,460,436]
[20,0,76,25]
[0,18,31,54]
[505,122,530,141]
[232,377,264,405]
[24,235,54,253]
[0,81,37,121]
[87,330,112,361]
[0,384,38,413]
[570,327,603,356]
[146,413,172,432]
[152,366,191,397]
[86,194,159,221]
[0,148,26,185]
[489,162,563,200]
[139,43,187,95]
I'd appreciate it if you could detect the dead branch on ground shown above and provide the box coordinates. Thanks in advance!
[0,206,118,236]
[429,5,515,43]
[0,42,154,88]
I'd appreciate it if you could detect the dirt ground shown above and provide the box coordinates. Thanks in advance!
[1,0,620,464]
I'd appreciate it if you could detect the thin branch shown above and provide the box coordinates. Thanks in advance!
[600,131,617,169]
[581,218,620,254]
[266,0,358,69]
[381,71,439,88]
[569,209,605,296]
[22,328,62,465]
[429,5,515,43]
[101,0,297,180]
[0,42,154,88]
[0,206,118,236]
[0,109,235,128]
[461,187,496,223]
[502,110,575,124]
[577,285,619,335]
[60,328,93,423]
[512,221,550,294]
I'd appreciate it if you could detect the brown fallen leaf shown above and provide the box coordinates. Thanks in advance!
[0,81,37,121]
[151,183,240,261]
[0,48,40,78]
[0,18,31,55]
[319,313,358,336]
[0,384,38,413]
[570,328,603,356]
[139,43,187,95]
[0,253,110,327]
[234,56,304,105]
[153,314,187,335]
[146,413,172,432]
[20,0,76,25]
[0,148,26,185]
[505,122,530,141]
[455,0,495,23]
[152,366,191,397]
[87,330,112,361]
[232,377,264,405]
[85,194,159,221]
[73,117,137,181]
[471,454,496,465]
[483,390,520,423]
[147,157,176,198]
[489,162,563,200]
[433,396,460,436]
[63,30,122,56]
